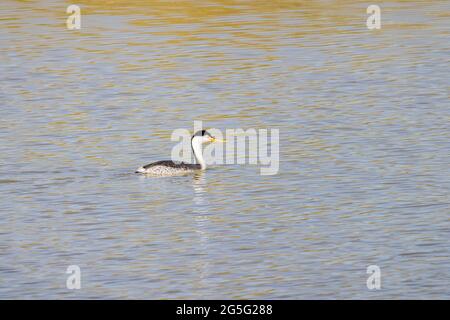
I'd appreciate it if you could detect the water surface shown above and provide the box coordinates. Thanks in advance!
[0,0,449,299]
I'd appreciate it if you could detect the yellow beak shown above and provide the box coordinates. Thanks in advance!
[210,137,226,142]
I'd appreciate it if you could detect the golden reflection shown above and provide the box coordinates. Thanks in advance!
[71,0,389,30]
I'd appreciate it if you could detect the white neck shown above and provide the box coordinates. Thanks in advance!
[191,137,206,170]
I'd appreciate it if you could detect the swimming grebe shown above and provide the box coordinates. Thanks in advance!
[135,130,223,176]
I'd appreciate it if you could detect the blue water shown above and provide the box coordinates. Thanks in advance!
[0,0,449,299]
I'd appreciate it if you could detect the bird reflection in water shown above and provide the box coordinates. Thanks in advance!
[192,172,212,293]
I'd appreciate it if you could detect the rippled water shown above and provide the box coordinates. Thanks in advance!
[1,0,449,299]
